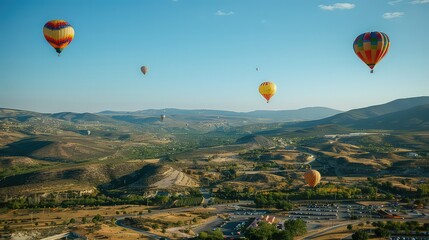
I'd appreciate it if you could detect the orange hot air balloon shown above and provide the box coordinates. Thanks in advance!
[353,32,390,73]
[258,82,277,103]
[141,66,148,75]
[304,169,321,187]
[43,20,74,56]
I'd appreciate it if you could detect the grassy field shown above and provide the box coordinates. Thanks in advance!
[0,205,153,239]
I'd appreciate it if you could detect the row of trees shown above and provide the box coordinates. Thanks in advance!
[213,176,427,206]
[245,219,307,240]
[373,221,429,236]
[2,188,204,209]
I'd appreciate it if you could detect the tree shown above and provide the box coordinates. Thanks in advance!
[375,228,390,238]
[92,214,104,223]
[245,222,293,240]
[69,218,76,224]
[197,229,223,240]
[284,219,307,236]
[245,222,277,240]
[347,224,353,230]
[272,230,293,240]
[352,230,369,240]
[198,232,208,239]
[81,217,87,224]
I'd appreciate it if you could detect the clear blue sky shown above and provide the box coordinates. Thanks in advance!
[0,0,428,113]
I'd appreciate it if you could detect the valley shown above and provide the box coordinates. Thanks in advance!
[0,97,429,239]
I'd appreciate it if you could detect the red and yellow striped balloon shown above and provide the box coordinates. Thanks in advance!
[353,32,390,73]
[258,82,277,103]
[304,169,321,188]
[43,20,74,55]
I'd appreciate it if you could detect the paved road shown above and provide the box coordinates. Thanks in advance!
[298,221,361,240]
[40,232,71,240]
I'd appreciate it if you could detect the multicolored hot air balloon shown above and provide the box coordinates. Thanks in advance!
[353,32,390,73]
[43,20,74,56]
[141,66,148,75]
[258,82,277,103]
[304,169,321,188]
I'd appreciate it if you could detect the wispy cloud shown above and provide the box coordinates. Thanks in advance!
[383,12,405,19]
[410,0,429,4]
[215,10,234,16]
[388,0,403,5]
[318,3,355,10]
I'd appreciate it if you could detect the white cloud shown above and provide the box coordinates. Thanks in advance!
[383,12,405,19]
[388,0,403,5]
[410,0,429,3]
[318,3,355,10]
[215,10,234,16]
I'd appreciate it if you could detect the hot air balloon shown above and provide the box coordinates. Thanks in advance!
[256,67,259,71]
[160,114,166,121]
[141,66,148,75]
[43,20,74,56]
[258,82,277,103]
[353,32,390,73]
[304,169,321,188]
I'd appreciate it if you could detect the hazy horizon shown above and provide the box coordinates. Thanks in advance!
[2,94,428,114]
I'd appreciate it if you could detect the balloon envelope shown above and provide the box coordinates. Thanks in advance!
[353,32,390,73]
[160,114,166,121]
[43,20,74,55]
[258,82,277,103]
[141,66,148,75]
[304,169,321,187]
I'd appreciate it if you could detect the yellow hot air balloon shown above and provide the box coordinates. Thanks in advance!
[258,82,277,103]
[43,20,74,56]
[141,66,148,75]
[304,169,321,188]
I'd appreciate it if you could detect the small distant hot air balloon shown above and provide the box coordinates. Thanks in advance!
[304,169,321,188]
[141,66,148,75]
[353,32,390,73]
[258,82,277,103]
[160,114,166,121]
[43,20,74,56]
[256,67,259,71]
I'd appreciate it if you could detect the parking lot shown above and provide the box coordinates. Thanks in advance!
[287,203,379,221]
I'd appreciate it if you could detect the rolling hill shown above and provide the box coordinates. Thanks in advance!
[106,164,199,192]
[352,104,429,130]
[292,96,429,128]
[236,134,276,148]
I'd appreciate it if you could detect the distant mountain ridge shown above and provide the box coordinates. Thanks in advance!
[353,104,429,130]
[99,107,342,122]
[291,96,429,128]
